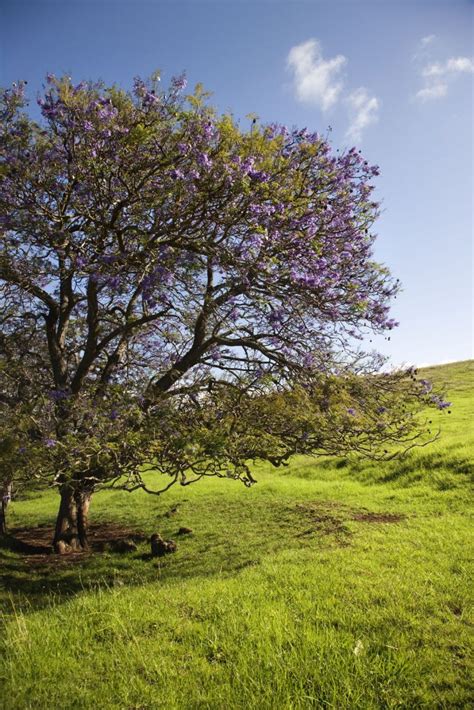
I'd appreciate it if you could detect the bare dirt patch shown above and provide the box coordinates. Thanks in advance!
[350,511,406,524]
[291,502,352,541]
[2,522,147,567]
[290,501,407,541]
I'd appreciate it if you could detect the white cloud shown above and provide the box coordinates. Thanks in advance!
[421,63,444,78]
[287,38,380,142]
[416,54,474,101]
[446,57,474,73]
[412,34,437,62]
[287,39,346,111]
[423,57,474,77]
[420,34,436,47]
[416,83,448,101]
[345,88,379,143]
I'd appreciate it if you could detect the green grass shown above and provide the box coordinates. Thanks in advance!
[1,360,473,709]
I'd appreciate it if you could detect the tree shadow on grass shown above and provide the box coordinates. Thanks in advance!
[0,529,51,555]
[379,450,473,484]
[0,522,152,610]
[0,499,407,614]
[289,447,473,488]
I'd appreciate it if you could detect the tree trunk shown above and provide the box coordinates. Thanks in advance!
[76,489,92,549]
[53,487,92,553]
[0,482,12,536]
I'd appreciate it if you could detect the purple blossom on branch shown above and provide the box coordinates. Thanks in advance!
[248,169,269,183]
[197,153,212,169]
[170,74,187,92]
[430,395,452,410]
[49,389,69,402]
[420,379,432,394]
[170,168,184,180]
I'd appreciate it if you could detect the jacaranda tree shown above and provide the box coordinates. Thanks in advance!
[0,74,447,551]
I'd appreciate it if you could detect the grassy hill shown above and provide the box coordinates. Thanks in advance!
[0,360,472,709]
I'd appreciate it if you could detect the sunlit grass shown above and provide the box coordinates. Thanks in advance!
[0,360,472,709]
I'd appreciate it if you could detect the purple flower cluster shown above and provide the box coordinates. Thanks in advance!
[170,168,184,180]
[248,169,269,183]
[48,389,69,402]
[420,379,433,394]
[268,308,285,327]
[140,263,174,307]
[95,99,118,122]
[196,152,213,170]
[430,395,452,410]
[170,73,187,93]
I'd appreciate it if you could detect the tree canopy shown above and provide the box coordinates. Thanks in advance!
[0,74,448,550]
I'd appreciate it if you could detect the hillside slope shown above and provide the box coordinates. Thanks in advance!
[0,360,472,709]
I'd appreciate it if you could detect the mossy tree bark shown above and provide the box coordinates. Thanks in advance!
[0,482,12,536]
[53,487,92,553]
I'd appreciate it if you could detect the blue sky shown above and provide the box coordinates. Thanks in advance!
[1,0,472,366]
